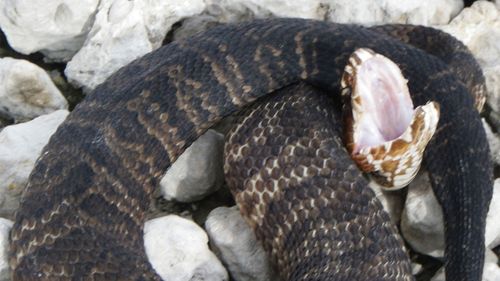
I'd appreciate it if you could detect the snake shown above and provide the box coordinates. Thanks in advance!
[8,19,493,280]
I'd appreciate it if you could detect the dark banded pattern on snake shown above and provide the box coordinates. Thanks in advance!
[225,83,413,280]
[9,19,492,281]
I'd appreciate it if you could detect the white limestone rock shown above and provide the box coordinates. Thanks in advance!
[0,57,68,121]
[175,0,462,41]
[323,0,463,25]
[0,218,13,281]
[485,179,500,249]
[197,0,461,25]
[65,0,206,92]
[482,119,500,165]
[430,248,500,281]
[400,172,445,258]
[437,1,500,115]
[160,130,224,203]
[0,110,68,218]
[0,0,99,61]
[411,262,423,276]
[144,215,228,281]
[401,175,500,257]
[203,0,325,20]
[205,206,277,281]
[172,0,268,40]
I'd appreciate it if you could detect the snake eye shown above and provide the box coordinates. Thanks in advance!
[341,48,440,189]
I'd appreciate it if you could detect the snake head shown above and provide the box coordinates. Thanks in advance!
[341,48,440,190]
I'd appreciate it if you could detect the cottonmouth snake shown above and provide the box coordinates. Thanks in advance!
[9,19,492,280]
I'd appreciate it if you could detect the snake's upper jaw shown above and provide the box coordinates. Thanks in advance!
[342,48,440,190]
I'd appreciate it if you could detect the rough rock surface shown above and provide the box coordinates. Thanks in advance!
[402,176,500,257]
[204,0,324,19]
[485,179,500,249]
[0,57,68,121]
[483,119,500,165]
[160,129,225,203]
[438,1,500,121]
[205,206,277,281]
[144,215,228,281]
[65,0,206,92]
[400,172,445,258]
[0,218,12,281]
[175,0,463,39]
[0,0,99,61]
[48,0,478,92]
[209,0,462,25]
[323,0,463,25]
[0,110,68,219]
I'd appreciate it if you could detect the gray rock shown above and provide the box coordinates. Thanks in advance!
[402,175,500,257]
[173,2,262,41]
[209,0,462,25]
[205,206,277,281]
[160,130,225,203]
[0,0,98,61]
[400,172,445,258]
[144,215,228,281]
[411,262,423,276]
[204,0,323,19]
[174,0,462,40]
[323,0,463,25]
[0,110,68,219]
[438,1,500,116]
[491,111,500,133]
[482,119,500,165]
[0,57,68,121]
[0,218,13,281]
[485,179,500,249]
[65,0,206,92]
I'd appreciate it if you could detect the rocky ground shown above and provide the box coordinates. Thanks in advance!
[0,0,499,280]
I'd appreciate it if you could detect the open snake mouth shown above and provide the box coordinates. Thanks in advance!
[341,48,440,189]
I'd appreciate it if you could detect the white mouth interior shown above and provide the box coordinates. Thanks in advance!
[353,55,414,153]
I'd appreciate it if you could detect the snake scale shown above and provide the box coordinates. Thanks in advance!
[225,83,414,280]
[9,19,492,280]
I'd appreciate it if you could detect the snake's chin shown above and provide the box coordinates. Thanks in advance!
[342,48,440,189]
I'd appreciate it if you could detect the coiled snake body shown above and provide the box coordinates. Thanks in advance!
[9,19,492,280]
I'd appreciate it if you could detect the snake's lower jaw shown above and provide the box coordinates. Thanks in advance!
[352,101,440,189]
[342,48,440,189]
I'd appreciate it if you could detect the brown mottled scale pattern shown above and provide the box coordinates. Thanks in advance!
[225,83,413,280]
[9,19,492,281]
